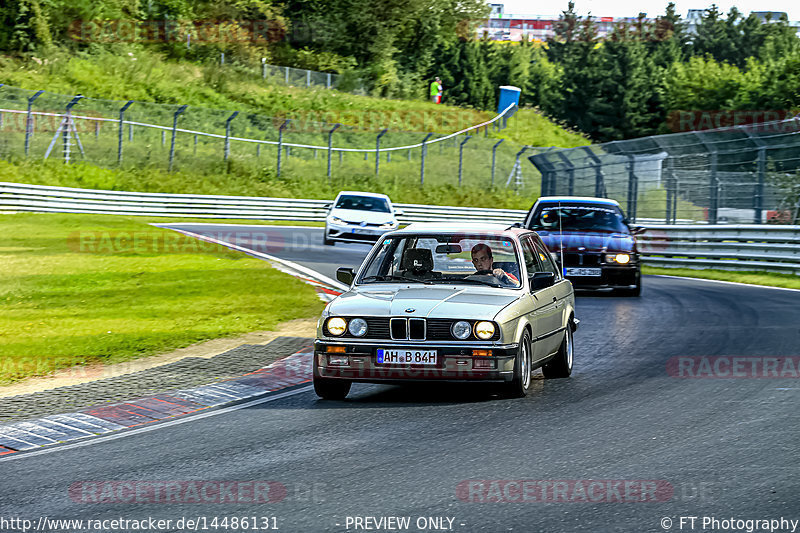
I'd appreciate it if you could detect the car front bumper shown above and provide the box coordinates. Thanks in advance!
[565,264,640,290]
[314,340,518,383]
[326,222,396,243]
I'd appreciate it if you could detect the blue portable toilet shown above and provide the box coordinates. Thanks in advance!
[497,85,521,114]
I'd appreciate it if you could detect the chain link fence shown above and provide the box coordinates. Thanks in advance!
[0,85,540,194]
[530,118,800,224]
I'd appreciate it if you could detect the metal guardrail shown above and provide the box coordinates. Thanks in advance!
[0,182,526,223]
[639,225,800,274]
[2,182,798,274]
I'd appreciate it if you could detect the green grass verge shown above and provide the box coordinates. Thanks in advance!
[643,266,800,290]
[0,212,326,385]
[0,46,589,148]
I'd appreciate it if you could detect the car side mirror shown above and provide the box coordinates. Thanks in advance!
[336,267,355,285]
[324,202,332,209]
[630,225,646,235]
[530,272,555,291]
[394,208,404,216]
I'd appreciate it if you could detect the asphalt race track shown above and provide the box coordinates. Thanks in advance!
[1,224,799,533]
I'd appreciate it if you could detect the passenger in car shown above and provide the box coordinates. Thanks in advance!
[470,244,520,286]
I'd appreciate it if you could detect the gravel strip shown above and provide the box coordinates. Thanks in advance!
[0,337,313,424]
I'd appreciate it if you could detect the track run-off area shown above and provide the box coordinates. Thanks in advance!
[1,224,799,533]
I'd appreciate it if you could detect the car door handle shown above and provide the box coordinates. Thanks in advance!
[552,296,557,302]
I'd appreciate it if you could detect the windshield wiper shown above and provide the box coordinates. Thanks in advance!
[432,277,504,288]
[360,275,432,285]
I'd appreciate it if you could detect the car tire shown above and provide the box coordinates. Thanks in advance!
[542,323,573,379]
[313,375,351,400]
[323,233,334,246]
[505,330,532,398]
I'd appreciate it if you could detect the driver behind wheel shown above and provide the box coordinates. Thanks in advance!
[470,244,519,286]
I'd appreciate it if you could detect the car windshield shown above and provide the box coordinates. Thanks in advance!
[532,205,629,233]
[335,195,391,213]
[358,234,521,289]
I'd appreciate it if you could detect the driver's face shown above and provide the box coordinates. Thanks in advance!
[471,250,492,271]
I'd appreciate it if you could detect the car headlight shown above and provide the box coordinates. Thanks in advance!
[330,216,345,225]
[348,318,367,337]
[326,317,346,336]
[451,320,472,340]
[606,253,631,264]
[379,221,397,229]
[474,321,495,340]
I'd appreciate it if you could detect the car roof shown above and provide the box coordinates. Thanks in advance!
[334,191,392,201]
[393,222,531,237]
[535,196,621,207]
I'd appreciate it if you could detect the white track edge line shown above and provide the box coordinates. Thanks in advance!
[152,224,349,291]
[649,274,800,293]
[0,386,312,462]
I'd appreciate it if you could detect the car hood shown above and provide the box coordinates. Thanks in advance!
[329,208,395,224]
[328,286,521,320]
[537,230,635,253]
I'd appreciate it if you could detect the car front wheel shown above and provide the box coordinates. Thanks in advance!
[542,324,573,378]
[505,330,532,398]
[323,232,334,246]
[313,375,351,400]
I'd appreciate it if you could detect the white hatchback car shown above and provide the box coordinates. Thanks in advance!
[324,191,402,245]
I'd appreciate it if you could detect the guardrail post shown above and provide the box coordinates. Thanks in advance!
[277,119,291,178]
[555,151,575,196]
[626,154,639,221]
[327,73,331,89]
[168,104,187,172]
[224,111,239,162]
[665,156,675,224]
[695,132,719,224]
[755,147,766,224]
[285,67,289,84]
[420,133,434,185]
[491,139,504,186]
[25,90,45,157]
[262,58,267,79]
[194,134,198,155]
[117,100,134,164]
[64,95,84,163]
[529,153,557,196]
[507,146,531,193]
[458,135,472,186]
[581,147,606,197]
[376,128,388,177]
[327,123,341,182]
[129,124,133,142]
[306,70,311,87]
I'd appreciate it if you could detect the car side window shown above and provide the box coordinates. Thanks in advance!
[534,241,560,279]
[521,238,542,279]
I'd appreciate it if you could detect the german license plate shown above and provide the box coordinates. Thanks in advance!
[352,228,373,234]
[565,267,602,277]
[377,349,437,365]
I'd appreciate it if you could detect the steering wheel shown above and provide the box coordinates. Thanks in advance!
[474,269,494,275]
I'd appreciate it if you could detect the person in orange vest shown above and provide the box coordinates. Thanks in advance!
[430,77,443,104]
